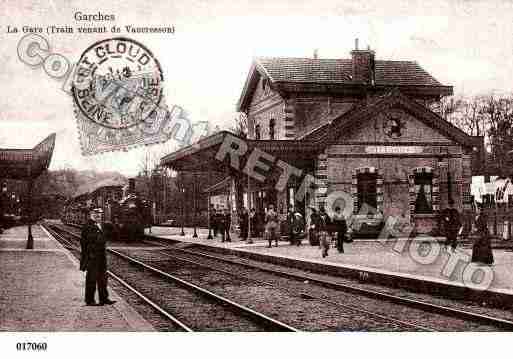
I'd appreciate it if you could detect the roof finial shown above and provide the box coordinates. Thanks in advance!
[355,38,359,50]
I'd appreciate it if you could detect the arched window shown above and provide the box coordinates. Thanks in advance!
[409,167,437,215]
[414,172,433,214]
[269,119,275,140]
[255,124,261,140]
[357,172,377,211]
[352,167,383,216]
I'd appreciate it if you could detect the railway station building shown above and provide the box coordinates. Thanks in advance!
[161,43,484,236]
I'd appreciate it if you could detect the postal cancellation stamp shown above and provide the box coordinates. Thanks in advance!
[72,37,171,155]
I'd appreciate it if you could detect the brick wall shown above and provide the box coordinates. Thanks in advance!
[247,77,286,140]
[294,96,356,138]
[320,108,470,234]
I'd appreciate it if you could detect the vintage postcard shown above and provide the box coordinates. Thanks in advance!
[1,0,512,358]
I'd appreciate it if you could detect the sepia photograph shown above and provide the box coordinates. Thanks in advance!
[1,0,513,357]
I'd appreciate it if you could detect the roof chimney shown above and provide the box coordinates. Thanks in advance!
[313,49,318,59]
[351,40,375,85]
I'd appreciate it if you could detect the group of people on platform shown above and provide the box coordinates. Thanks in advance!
[209,207,232,242]
[209,203,351,255]
[210,206,273,244]
[309,205,350,257]
[441,199,494,266]
[208,199,495,265]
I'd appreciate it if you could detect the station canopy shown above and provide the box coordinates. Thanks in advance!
[0,133,56,180]
[160,131,321,173]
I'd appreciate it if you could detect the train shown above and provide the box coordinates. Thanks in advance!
[61,178,152,240]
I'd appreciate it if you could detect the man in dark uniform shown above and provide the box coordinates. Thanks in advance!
[287,205,296,245]
[239,207,248,241]
[318,205,332,257]
[249,208,257,237]
[221,208,231,242]
[441,199,462,251]
[211,208,218,238]
[287,205,305,246]
[80,208,116,306]
[309,206,320,246]
[332,206,348,253]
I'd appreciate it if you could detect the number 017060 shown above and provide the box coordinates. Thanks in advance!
[16,342,47,351]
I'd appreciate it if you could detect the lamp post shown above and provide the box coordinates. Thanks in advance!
[247,172,253,244]
[26,180,34,249]
[192,172,198,238]
[207,169,213,239]
[180,182,185,236]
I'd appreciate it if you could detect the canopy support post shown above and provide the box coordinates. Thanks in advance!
[26,179,34,249]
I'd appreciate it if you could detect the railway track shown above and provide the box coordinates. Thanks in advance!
[43,223,298,332]
[47,223,424,330]
[139,236,513,331]
[49,222,513,331]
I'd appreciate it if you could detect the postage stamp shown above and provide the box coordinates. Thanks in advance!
[71,37,171,155]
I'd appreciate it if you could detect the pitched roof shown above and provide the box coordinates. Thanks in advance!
[255,57,443,86]
[238,56,451,111]
[256,58,352,83]
[305,88,476,148]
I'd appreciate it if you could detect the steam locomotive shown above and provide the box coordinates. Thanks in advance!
[61,178,152,240]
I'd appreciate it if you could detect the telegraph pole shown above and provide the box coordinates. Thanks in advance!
[193,172,198,238]
[207,168,213,239]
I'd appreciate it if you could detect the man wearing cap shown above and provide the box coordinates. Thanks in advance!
[441,199,462,252]
[308,206,320,246]
[80,208,116,306]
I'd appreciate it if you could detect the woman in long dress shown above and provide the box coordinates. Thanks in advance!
[471,205,494,265]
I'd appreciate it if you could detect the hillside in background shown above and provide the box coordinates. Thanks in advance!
[34,169,127,199]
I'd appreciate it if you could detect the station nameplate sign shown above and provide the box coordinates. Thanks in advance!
[365,146,423,154]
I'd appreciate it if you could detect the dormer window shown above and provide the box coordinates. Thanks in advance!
[255,124,261,140]
[269,119,275,140]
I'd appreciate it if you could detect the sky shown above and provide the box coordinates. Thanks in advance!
[1,0,513,176]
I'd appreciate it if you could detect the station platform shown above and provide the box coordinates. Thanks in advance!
[147,226,513,305]
[0,225,154,331]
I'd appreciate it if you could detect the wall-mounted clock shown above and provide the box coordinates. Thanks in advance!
[383,111,405,138]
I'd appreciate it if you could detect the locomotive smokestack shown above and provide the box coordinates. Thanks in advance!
[128,178,135,194]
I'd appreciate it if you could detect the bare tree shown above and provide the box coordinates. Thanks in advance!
[437,95,463,124]
[459,96,487,137]
[229,112,248,138]
[482,94,513,175]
